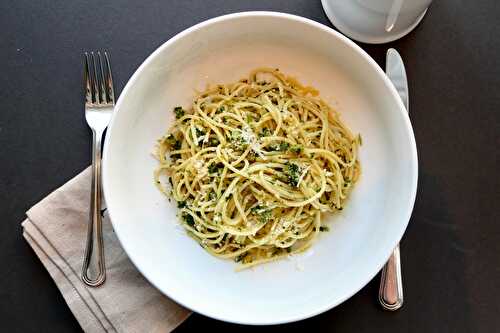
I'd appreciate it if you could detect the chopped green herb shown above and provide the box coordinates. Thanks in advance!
[182,213,195,227]
[284,162,301,186]
[208,162,223,174]
[216,106,225,114]
[264,144,276,152]
[250,205,272,223]
[247,151,256,162]
[208,190,216,200]
[209,137,219,147]
[259,128,272,137]
[165,134,181,150]
[319,226,329,232]
[289,145,303,154]
[250,205,263,214]
[246,114,253,123]
[177,201,187,208]
[259,209,272,223]
[286,247,292,253]
[278,142,290,151]
[231,130,241,142]
[165,134,176,146]
[230,130,249,150]
[235,253,247,263]
[195,128,205,137]
[266,142,289,152]
[174,106,185,119]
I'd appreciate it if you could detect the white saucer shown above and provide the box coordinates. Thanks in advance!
[321,0,428,44]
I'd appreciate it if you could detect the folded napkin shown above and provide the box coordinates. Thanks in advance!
[22,167,191,333]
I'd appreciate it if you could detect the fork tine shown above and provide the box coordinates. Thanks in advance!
[90,52,101,104]
[96,51,107,103]
[104,52,115,104]
[84,53,93,105]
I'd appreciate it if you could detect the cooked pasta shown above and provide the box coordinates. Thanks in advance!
[154,68,361,269]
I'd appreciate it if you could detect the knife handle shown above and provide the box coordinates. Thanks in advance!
[379,244,404,310]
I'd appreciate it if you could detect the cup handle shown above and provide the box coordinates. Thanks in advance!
[386,0,404,32]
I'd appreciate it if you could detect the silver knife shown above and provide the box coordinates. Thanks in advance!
[378,48,408,311]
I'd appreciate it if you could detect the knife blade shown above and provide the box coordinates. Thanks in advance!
[378,48,407,311]
[386,48,409,111]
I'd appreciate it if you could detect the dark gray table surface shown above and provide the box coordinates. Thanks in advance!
[1,1,499,332]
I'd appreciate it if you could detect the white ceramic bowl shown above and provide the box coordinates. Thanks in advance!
[103,12,418,325]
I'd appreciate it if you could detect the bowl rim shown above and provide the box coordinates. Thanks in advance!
[102,11,418,325]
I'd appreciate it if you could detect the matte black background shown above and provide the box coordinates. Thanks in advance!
[1,0,498,332]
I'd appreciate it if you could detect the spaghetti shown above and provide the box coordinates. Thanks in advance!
[154,68,361,269]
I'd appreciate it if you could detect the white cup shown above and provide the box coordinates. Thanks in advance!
[321,0,432,44]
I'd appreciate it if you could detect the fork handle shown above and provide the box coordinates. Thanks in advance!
[81,129,106,287]
[379,244,404,310]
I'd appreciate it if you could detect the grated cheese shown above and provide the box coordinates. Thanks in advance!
[296,165,310,187]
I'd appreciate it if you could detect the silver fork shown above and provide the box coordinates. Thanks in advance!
[81,51,114,287]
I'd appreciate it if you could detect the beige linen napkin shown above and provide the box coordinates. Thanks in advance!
[21,167,191,332]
